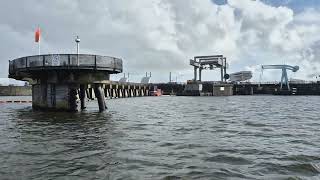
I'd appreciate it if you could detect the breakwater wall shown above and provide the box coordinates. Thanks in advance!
[152,83,185,95]
[234,82,320,95]
[154,82,320,96]
[2,82,320,97]
[0,86,32,96]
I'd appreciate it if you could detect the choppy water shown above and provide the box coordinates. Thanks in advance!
[1,96,320,180]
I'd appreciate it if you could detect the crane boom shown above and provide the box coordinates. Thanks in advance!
[261,64,299,90]
[261,65,299,72]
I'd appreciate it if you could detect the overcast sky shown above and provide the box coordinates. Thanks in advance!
[1,0,320,84]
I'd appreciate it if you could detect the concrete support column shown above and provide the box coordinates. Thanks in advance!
[109,89,113,99]
[88,88,95,100]
[114,88,118,98]
[220,67,223,82]
[224,58,227,82]
[69,87,78,112]
[87,88,92,99]
[130,89,133,97]
[94,84,106,112]
[86,89,90,99]
[112,89,116,98]
[119,89,123,98]
[33,83,79,112]
[107,89,111,98]
[124,89,128,98]
[194,66,197,81]
[79,84,86,110]
[105,89,109,98]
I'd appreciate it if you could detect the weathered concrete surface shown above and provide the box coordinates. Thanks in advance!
[153,83,185,95]
[213,84,233,96]
[32,84,75,111]
[9,54,122,81]
[233,83,320,95]
[181,82,203,96]
[0,86,32,96]
[94,84,106,112]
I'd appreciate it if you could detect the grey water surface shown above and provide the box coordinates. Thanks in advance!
[0,96,320,180]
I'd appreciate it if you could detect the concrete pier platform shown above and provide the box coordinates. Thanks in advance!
[9,54,122,111]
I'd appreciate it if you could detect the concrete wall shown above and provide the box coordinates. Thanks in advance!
[32,84,75,111]
[213,84,233,96]
[0,86,32,96]
[153,83,185,95]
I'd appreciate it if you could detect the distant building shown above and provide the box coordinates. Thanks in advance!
[141,77,151,84]
[119,77,128,83]
[229,71,253,82]
[289,78,307,83]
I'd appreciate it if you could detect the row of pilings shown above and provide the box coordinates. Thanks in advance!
[32,82,154,112]
[85,83,152,100]
[79,82,152,112]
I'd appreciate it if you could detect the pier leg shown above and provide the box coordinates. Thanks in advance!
[220,67,223,82]
[79,84,86,110]
[88,88,93,100]
[69,87,78,112]
[94,84,106,112]
[111,89,115,98]
[119,89,123,98]
[105,89,109,99]
[194,66,197,81]
[86,89,90,99]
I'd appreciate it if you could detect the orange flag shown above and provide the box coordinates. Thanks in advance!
[35,27,41,42]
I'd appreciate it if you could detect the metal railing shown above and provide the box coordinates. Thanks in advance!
[9,54,123,74]
[237,81,318,85]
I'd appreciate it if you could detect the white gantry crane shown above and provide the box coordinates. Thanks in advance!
[261,65,299,90]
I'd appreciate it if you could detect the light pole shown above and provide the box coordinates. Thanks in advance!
[75,36,80,66]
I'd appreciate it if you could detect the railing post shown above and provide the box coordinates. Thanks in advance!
[42,55,45,67]
[94,55,97,70]
[68,54,70,67]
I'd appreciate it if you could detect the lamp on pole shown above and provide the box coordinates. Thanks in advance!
[75,36,80,66]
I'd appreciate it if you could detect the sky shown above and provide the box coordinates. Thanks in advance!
[1,0,320,84]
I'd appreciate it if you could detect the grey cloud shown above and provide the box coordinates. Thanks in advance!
[1,0,320,83]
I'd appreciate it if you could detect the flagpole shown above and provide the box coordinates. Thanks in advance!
[38,38,41,56]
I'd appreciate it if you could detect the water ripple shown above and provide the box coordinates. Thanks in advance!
[1,96,320,179]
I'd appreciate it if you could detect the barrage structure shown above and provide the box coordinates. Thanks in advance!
[8,54,151,112]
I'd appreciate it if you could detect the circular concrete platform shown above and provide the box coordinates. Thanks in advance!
[9,54,123,79]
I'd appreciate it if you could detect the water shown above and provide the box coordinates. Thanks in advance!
[1,96,320,179]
